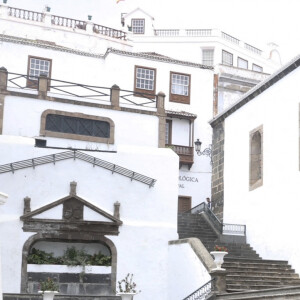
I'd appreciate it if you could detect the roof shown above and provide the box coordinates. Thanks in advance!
[105,48,213,70]
[166,110,197,120]
[209,54,300,127]
[123,7,155,20]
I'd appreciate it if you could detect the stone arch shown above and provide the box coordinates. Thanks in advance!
[249,125,263,190]
[21,232,117,294]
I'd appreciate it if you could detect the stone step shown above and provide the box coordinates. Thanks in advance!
[227,274,300,280]
[216,286,300,299]
[4,294,120,300]
[224,257,289,264]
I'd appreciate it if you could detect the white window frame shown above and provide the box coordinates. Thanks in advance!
[202,49,214,66]
[132,19,145,34]
[237,57,248,69]
[252,64,263,72]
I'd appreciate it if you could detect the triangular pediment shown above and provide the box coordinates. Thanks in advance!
[20,191,122,235]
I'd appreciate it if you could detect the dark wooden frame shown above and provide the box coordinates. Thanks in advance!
[166,119,172,145]
[27,55,52,89]
[169,71,191,104]
[131,18,145,34]
[134,65,156,99]
[178,196,192,213]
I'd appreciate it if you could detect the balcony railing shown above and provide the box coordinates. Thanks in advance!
[166,144,194,167]
[51,15,86,30]
[8,7,44,22]
[221,31,240,45]
[154,29,180,36]
[186,29,212,36]
[244,43,262,55]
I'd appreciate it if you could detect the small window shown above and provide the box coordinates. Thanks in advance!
[249,126,263,190]
[165,120,172,145]
[169,72,191,104]
[178,196,192,213]
[40,110,115,144]
[132,19,145,34]
[202,49,214,66]
[134,66,156,98]
[252,64,263,72]
[222,50,233,66]
[27,56,52,88]
[238,57,248,69]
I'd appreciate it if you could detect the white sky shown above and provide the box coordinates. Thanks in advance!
[7,0,300,64]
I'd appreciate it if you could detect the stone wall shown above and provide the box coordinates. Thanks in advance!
[211,121,225,221]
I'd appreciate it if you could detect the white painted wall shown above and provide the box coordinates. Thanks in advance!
[0,136,179,300]
[168,243,211,300]
[223,66,300,273]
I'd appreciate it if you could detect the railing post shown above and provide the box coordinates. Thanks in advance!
[0,3,8,18]
[86,21,94,34]
[38,74,48,98]
[0,67,8,92]
[110,84,120,109]
[210,269,227,294]
[44,11,52,26]
[157,91,166,148]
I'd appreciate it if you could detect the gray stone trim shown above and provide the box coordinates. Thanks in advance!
[21,233,118,294]
[210,55,300,127]
[40,109,115,144]
[0,94,4,134]
[169,238,216,272]
[166,110,197,120]
[104,48,214,70]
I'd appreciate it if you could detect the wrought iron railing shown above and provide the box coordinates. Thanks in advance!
[0,150,156,187]
[51,15,86,30]
[8,7,44,22]
[187,202,246,236]
[183,279,215,300]
[6,72,158,108]
[93,24,126,40]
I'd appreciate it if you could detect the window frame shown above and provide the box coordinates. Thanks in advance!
[237,57,248,69]
[178,196,192,213]
[27,55,52,89]
[252,64,263,73]
[202,48,214,67]
[40,110,115,144]
[165,119,173,145]
[134,65,156,99]
[169,71,191,104]
[222,50,233,66]
[131,18,145,34]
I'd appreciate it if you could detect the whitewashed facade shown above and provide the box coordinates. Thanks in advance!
[210,55,300,273]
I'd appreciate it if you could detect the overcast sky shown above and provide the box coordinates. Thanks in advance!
[7,0,300,64]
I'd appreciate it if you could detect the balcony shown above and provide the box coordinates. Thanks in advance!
[166,144,194,169]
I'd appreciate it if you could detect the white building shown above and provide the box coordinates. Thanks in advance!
[209,54,300,273]
[121,8,282,115]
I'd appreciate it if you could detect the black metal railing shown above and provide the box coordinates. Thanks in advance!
[0,150,157,187]
[187,202,246,236]
[183,279,215,300]
[6,72,158,108]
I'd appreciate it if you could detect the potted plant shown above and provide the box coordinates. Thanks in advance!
[38,277,59,300]
[117,273,140,300]
[210,245,228,270]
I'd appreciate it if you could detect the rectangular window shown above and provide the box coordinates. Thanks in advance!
[132,19,145,34]
[222,50,233,66]
[178,196,192,213]
[170,72,191,104]
[238,57,248,69]
[134,66,156,98]
[165,120,172,145]
[202,49,214,66]
[252,64,263,72]
[27,56,52,88]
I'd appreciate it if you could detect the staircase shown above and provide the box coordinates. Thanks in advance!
[178,208,300,299]
[3,294,120,300]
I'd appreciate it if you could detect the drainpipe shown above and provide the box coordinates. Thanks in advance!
[0,192,8,300]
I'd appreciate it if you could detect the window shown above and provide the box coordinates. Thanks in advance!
[134,66,156,98]
[132,19,145,34]
[165,120,172,145]
[27,56,52,88]
[222,50,233,66]
[178,196,191,213]
[202,49,214,66]
[252,64,263,72]
[238,57,248,69]
[249,126,263,190]
[40,110,115,144]
[169,72,191,104]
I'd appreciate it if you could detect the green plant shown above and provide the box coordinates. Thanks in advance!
[28,248,57,265]
[118,273,140,293]
[214,245,228,252]
[40,277,59,292]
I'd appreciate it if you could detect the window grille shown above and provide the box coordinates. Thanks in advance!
[136,67,155,91]
[29,57,51,80]
[132,19,145,34]
[202,49,214,66]
[222,50,233,66]
[171,74,189,96]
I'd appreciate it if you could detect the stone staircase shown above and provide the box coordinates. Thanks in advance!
[178,211,300,298]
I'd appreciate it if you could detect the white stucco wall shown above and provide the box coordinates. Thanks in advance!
[223,66,300,273]
[168,243,211,300]
[0,136,179,300]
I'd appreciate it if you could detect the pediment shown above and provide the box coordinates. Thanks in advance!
[20,191,122,235]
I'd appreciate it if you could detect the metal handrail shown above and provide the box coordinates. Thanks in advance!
[183,278,215,300]
[0,150,157,187]
[186,202,246,236]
